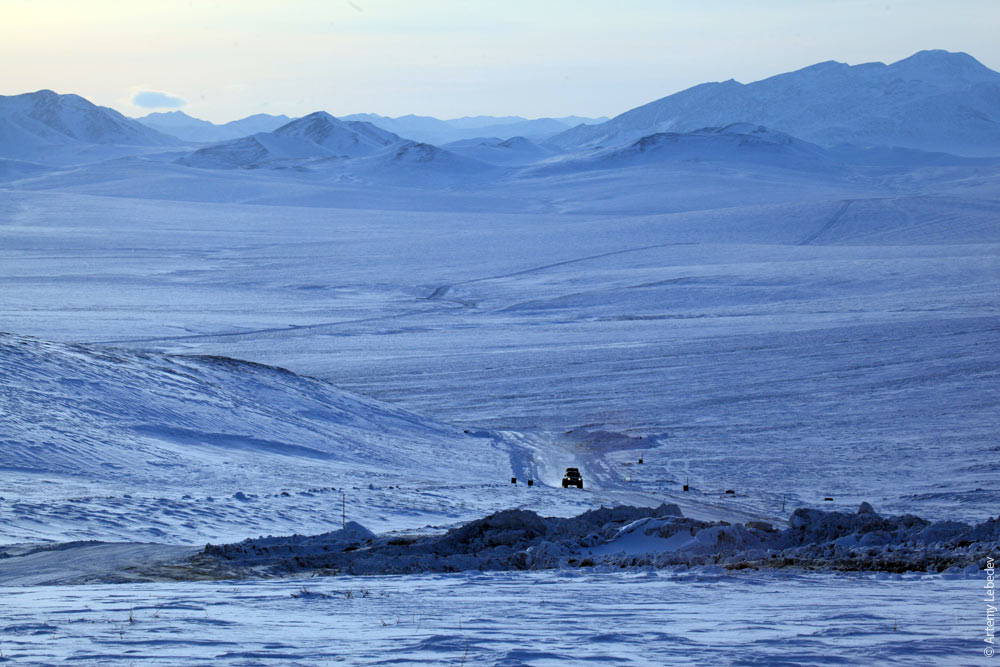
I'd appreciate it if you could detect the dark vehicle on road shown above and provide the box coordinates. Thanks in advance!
[562,467,583,489]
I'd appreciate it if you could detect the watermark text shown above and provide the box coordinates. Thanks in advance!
[986,556,995,657]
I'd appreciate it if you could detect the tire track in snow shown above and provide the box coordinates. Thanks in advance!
[86,306,439,346]
[797,200,853,246]
[96,244,694,345]
[503,430,773,524]
[421,242,696,301]
[457,242,696,286]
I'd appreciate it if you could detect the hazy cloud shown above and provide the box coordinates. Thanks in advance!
[132,90,186,108]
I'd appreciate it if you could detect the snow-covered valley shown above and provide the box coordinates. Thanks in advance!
[1,49,998,664]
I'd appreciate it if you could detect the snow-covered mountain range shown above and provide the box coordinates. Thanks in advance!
[136,110,293,143]
[550,50,1000,156]
[134,110,606,146]
[175,111,499,182]
[339,113,607,144]
[6,50,1000,177]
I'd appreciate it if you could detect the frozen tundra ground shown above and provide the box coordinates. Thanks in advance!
[0,570,987,666]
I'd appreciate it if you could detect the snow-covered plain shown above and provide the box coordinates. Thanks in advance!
[0,571,987,666]
[2,58,999,662]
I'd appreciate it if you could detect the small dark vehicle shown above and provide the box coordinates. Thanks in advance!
[562,467,583,489]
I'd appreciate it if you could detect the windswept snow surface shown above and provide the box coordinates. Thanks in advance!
[0,332,641,545]
[0,571,988,665]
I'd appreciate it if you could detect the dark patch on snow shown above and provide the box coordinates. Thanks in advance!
[194,503,1000,578]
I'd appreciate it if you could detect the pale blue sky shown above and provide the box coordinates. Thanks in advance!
[2,0,998,122]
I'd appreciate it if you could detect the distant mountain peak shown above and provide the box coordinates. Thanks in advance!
[18,89,95,108]
[340,112,608,145]
[136,110,295,143]
[236,113,291,123]
[888,49,998,82]
[143,110,196,120]
[273,111,352,141]
[0,89,180,159]
[137,110,211,129]
[794,60,848,74]
[297,110,337,122]
[898,48,979,63]
[181,109,403,168]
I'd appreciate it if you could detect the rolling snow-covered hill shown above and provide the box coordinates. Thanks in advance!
[0,332,502,485]
[178,111,403,169]
[343,140,499,185]
[443,136,557,165]
[530,123,838,175]
[550,50,1000,156]
[0,331,531,542]
[0,89,179,164]
[175,113,498,182]
[0,157,51,181]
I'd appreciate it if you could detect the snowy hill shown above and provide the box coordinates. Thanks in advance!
[343,140,500,185]
[0,332,522,542]
[532,123,837,175]
[178,111,402,168]
[136,110,293,143]
[174,113,495,182]
[0,90,179,163]
[443,136,557,165]
[550,50,1000,156]
[0,332,492,483]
